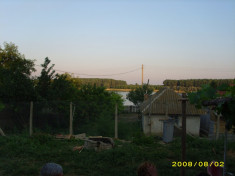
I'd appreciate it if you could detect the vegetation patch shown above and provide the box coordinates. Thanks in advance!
[0,135,235,176]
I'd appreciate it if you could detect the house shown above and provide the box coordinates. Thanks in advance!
[140,88,206,136]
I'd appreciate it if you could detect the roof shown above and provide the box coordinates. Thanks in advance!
[140,88,205,116]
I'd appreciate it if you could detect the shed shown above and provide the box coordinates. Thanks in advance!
[140,88,206,136]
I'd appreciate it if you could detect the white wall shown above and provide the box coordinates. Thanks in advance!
[143,115,165,135]
[178,116,200,136]
[143,115,200,136]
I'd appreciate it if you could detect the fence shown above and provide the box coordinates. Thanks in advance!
[0,101,29,134]
[0,101,142,140]
[200,114,215,136]
[123,105,139,113]
[209,133,235,141]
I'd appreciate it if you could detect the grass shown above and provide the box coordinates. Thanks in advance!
[0,133,235,176]
[74,115,142,141]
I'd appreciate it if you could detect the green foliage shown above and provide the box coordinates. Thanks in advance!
[118,121,141,140]
[1,135,234,176]
[0,101,5,110]
[74,85,124,124]
[163,79,234,88]
[132,133,155,146]
[35,59,79,102]
[0,42,36,102]
[31,133,54,144]
[80,78,127,88]
[61,73,81,88]
[0,42,35,75]
[162,79,234,93]
[188,84,217,108]
[50,74,78,101]
[36,57,55,100]
[127,84,153,106]
[189,81,235,130]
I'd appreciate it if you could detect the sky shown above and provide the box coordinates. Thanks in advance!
[0,0,234,85]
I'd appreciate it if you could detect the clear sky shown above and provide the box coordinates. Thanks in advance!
[0,0,234,85]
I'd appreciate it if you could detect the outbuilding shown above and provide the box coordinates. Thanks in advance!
[140,88,206,136]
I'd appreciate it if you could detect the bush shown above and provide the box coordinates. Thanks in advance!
[132,133,155,146]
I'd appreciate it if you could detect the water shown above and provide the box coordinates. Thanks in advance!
[115,91,134,106]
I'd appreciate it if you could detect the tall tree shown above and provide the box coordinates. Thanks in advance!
[189,81,235,176]
[36,57,55,100]
[50,73,78,101]
[0,42,36,102]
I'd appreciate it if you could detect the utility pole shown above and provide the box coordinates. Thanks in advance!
[142,64,143,86]
[179,93,188,176]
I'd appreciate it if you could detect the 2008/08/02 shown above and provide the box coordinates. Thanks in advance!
[172,161,224,168]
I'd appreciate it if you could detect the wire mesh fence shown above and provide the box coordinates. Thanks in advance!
[33,101,70,134]
[0,101,142,140]
[0,101,30,134]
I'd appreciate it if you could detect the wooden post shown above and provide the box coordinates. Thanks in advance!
[223,122,228,176]
[29,101,33,136]
[216,114,220,140]
[69,102,73,136]
[115,103,118,139]
[148,96,152,133]
[179,93,188,176]
[0,128,5,136]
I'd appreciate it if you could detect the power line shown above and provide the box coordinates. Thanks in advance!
[35,64,141,77]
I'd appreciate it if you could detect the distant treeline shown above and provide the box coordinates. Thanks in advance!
[163,79,234,87]
[78,78,234,91]
[79,78,127,88]
[79,78,164,90]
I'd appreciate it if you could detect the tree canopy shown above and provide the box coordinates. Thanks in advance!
[127,84,153,106]
[188,81,235,131]
[0,42,36,102]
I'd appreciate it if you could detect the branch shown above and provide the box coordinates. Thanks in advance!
[202,97,233,106]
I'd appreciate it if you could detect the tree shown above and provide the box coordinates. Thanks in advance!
[188,81,235,176]
[50,73,78,101]
[127,84,153,106]
[0,42,36,102]
[36,57,55,100]
[188,82,235,130]
[75,85,123,120]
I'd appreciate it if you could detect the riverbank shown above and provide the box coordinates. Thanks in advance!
[106,88,159,92]
[106,88,132,92]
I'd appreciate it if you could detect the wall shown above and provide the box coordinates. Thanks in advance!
[142,115,166,135]
[142,115,200,136]
[177,116,200,136]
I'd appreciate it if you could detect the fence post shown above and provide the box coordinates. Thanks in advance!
[0,128,5,136]
[216,114,220,140]
[115,103,118,139]
[69,102,73,136]
[29,101,33,136]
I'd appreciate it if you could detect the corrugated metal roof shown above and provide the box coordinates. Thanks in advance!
[141,88,205,116]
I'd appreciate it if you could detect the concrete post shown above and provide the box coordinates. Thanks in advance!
[69,102,73,136]
[115,104,118,139]
[29,101,33,136]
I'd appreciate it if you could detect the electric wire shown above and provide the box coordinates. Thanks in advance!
[35,64,141,77]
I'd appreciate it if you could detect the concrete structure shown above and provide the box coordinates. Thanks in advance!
[140,88,206,136]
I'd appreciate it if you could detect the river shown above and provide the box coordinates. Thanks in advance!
[115,91,134,106]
